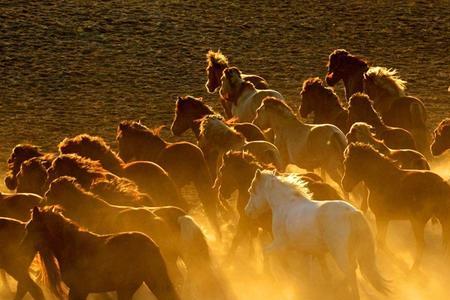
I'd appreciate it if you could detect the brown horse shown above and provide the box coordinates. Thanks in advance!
[205,50,268,118]
[116,120,224,236]
[0,218,44,300]
[325,49,369,100]
[363,67,429,156]
[48,154,154,207]
[58,134,187,209]
[342,143,450,269]
[299,77,349,133]
[23,206,180,300]
[431,118,450,156]
[5,144,56,191]
[347,122,430,170]
[171,95,267,141]
[16,157,49,196]
[348,93,417,150]
[0,192,43,222]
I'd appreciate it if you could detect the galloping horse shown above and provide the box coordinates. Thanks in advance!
[431,118,450,156]
[23,207,180,300]
[245,170,389,299]
[116,120,223,236]
[253,97,347,187]
[219,67,283,122]
[348,93,417,150]
[342,143,450,269]
[205,50,268,118]
[299,77,349,133]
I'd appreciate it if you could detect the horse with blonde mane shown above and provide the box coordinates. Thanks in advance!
[325,49,369,100]
[23,206,180,300]
[171,95,267,141]
[299,77,349,133]
[348,92,417,150]
[205,50,268,118]
[431,118,450,156]
[245,169,389,299]
[219,67,283,122]
[342,143,450,270]
[58,134,187,209]
[347,122,429,170]
[253,97,347,187]
[116,120,223,236]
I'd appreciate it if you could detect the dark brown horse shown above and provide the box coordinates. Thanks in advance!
[23,206,180,300]
[58,134,187,209]
[363,67,429,156]
[116,120,224,236]
[325,49,369,100]
[205,50,268,118]
[171,95,267,141]
[16,157,49,196]
[431,118,450,156]
[348,93,417,150]
[299,77,349,133]
[342,143,450,270]
[0,218,44,300]
[5,144,56,191]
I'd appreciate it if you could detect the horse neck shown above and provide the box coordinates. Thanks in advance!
[343,69,365,100]
[360,155,401,189]
[234,82,255,104]
[269,111,304,134]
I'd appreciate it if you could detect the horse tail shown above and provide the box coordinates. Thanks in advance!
[36,249,67,299]
[350,211,390,295]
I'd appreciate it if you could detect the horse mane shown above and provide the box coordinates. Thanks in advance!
[262,97,296,119]
[90,176,147,205]
[328,49,368,69]
[268,171,313,199]
[58,134,124,172]
[53,154,108,176]
[365,67,407,97]
[223,150,276,171]
[117,121,166,144]
[177,96,215,115]
[435,118,450,136]
[20,157,48,174]
[206,50,229,68]
[345,142,399,169]
[301,77,343,108]
[199,115,244,150]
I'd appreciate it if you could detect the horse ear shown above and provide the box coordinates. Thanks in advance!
[32,206,40,219]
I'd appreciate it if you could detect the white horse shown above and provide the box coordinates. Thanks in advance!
[245,169,389,299]
[219,67,284,122]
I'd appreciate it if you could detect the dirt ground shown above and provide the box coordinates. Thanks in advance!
[1,1,450,299]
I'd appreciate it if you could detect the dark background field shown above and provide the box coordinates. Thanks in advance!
[1,0,449,172]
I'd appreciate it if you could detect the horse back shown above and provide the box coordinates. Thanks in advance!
[384,96,427,129]
[0,193,43,221]
[242,74,268,90]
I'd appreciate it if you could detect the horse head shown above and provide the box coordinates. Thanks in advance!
[205,50,228,93]
[431,118,450,156]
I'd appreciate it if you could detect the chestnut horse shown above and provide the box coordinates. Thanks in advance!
[431,118,450,156]
[299,77,349,133]
[116,120,223,236]
[325,49,368,100]
[348,93,417,150]
[206,50,268,118]
[23,207,180,300]
[171,95,267,141]
[58,134,187,209]
[16,157,49,196]
[347,122,430,170]
[342,143,450,269]
[219,67,283,122]
[363,67,429,156]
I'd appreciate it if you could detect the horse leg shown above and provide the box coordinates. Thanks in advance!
[411,217,427,271]
[0,270,12,294]
[15,276,44,300]
[194,180,222,238]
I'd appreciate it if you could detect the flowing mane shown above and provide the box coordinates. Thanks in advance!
[198,115,244,150]
[223,150,276,171]
[301,77,343,109]
[364,67,407,97]
[52,154,108,177]
[345,142,399,171]
[262,97,296,119]
[261,171,313,199]
[206,50,229,68]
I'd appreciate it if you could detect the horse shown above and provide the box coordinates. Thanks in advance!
[219,67,283,122]
[342,143,450,269]
[5,144,56,191]
[299,77,349,133]
[347,122,430,170]
[48,154,154,207]
[363,67,429,156]
[245,169,389,299]
[23,206,181,300]
[117,120,225,236]
[0,218,45,300]
[58,134,187,209]
[16,157,49,196]
[171,95,267,141]
[215,151,343,257]
[348,92,417,150]
[0,191,43,222]
[431,118,450,156]
[198,114,283,176]
[325,49,369,101]
[205,50,268,118]
[253,97,347,187]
